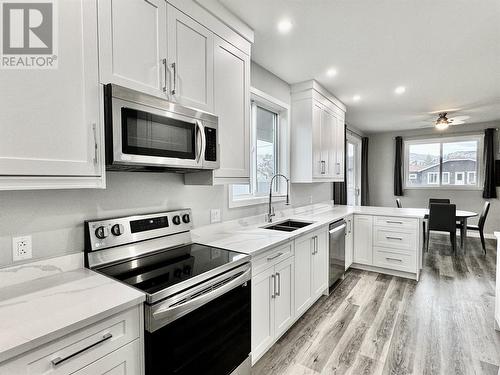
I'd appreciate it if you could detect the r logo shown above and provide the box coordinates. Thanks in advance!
[2,2,53,55]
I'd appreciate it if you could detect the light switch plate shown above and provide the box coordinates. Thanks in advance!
[210,209,221,223]
[12,235,32,261]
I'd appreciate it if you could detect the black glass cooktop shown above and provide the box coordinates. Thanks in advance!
[97,243,246,295]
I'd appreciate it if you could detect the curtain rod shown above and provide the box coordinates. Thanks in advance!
[391,128,499,140]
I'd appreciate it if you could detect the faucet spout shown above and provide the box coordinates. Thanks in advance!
[267,174,290,223]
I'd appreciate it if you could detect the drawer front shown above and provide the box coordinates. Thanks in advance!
[374,216,418,230]
[373,247,416,273]
[252,242,293,276]
[72,339,142,375]
[0,306,141,375]
[373,227,417,252]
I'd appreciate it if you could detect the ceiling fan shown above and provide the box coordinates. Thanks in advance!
[434,112,469,130]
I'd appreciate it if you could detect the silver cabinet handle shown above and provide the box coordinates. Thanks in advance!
[275,272,281,296]
[162,58,168,93]
[312,236,318,255]
[51,333,112,367]
[321,161,326,174]
[271,274,276,299]
[336,162,341,174]
[386,236,403,240]
[386,257,403,262]
[171,62,177,95]
[267,252,283,261]
[92,123,98,165]
[386,220,403,224]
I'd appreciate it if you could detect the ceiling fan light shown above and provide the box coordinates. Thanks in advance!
[435,122,449,130]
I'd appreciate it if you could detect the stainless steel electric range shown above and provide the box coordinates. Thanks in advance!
[84,209,251,375]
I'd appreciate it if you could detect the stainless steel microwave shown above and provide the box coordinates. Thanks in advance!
[103,84,219,171]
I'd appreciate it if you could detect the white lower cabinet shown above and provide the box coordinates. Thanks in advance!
[311,229,329,299]
[345,215,354,270]
[251,252,294,365]
[0,306,144,374]
[293,234,313,317]
[353,215,373,265]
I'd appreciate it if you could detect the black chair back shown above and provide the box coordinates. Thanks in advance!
[478,201,491,230]
[428,198,450,207]
[428,203,456,232]
[396,199,402,208]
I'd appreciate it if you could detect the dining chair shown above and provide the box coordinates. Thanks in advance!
[456,201,490,254]
[427,203,457,253]
[396,198,402,208]
[428,198,450,206]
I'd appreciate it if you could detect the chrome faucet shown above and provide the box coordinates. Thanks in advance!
[267,174,290,223]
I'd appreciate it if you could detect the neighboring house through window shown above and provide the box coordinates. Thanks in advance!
[230,88,290,207]
[404,134,483,189]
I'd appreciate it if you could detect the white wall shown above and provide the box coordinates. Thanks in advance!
[0,62,332,267]
[368,121,499,234]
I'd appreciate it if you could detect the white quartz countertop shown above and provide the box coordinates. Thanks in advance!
[192,203,426,257]
[0,266,145,363]
[495,232,500,240]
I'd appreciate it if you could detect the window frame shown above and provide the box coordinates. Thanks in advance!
[427,172,439,185]
[455,171,465,185]
[467,171,476,185]
[229,87,290,208]
[442,171,450,184]
[403,134,483,190]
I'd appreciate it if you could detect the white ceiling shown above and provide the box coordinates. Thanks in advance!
[219,0,500,133]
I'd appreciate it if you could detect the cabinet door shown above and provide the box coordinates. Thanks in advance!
[0,0,101,178]
[312,229,329,298]
[353,215,373,265]
[274,257,295,338]
[167,4,214,112]
[345,216,354,270]
[294,234,313,316]
[312,103,324,178]
[98,0,167,98]
[213,36,250,180]
[73,339,142,375]
[251,267,275,364]
[334,113,345,180]
[322,109,336,178]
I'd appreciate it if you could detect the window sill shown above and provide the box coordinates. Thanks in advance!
[404,186,483,191]
[229,194,287,208]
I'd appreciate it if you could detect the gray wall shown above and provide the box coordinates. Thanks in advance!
[0,62,332,267]
[368,121,499,234]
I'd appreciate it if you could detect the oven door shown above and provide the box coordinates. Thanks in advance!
[111,98,204,169]
[145,264,251,375]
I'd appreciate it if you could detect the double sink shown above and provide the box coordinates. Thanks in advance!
[263,219,313,232]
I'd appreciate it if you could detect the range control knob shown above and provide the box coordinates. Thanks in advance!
[111,224,125,236]
[172,215,181,225]
[182,214,190,224]
[95,226,109,239]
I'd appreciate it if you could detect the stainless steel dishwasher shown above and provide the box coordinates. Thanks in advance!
[329,219,346,289]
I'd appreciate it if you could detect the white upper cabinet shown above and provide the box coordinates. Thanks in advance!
[167,4,214,112]
[291,80,346,183]
[0,0,104,190]
[98,0,167,98]
[213,36,250,181]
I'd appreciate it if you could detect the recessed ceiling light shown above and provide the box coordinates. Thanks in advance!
[352,95,361,102]
[277,19,293,34]
[395,86,406,95]
[326,68,337,77]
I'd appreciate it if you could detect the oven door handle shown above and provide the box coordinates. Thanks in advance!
[195,120,206,164]
[151,265,251,323]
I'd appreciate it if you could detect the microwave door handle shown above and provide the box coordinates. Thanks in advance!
[196,120,206,163]
[195,121,203,163]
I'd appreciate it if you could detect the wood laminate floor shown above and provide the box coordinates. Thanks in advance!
[252,234,500,375]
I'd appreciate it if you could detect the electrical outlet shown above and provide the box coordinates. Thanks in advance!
[12,235,32,261]
[210,208,221,223]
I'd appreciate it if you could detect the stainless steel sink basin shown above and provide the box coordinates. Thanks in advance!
[263,220,313,232]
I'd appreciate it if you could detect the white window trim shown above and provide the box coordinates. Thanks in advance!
[455,171,465,185]
[229,87,290,208]
[403,134,484,191]
[427,172,439,185]
[442,172,450,184]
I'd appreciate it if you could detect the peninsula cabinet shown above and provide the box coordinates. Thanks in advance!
[345,215,354,270]
[0,0,104,190]
[291,80,346,183]
[353,215,373,265]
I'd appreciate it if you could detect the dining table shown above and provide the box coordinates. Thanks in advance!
[422,208,478,247]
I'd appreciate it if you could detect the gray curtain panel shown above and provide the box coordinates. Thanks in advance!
[361,137,369,206]
[333,124,347,204]
[483,128,497,199]
[394,136,404,196]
